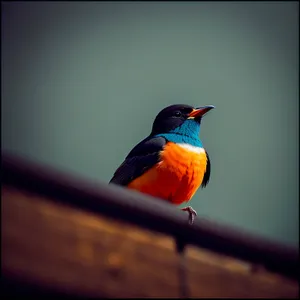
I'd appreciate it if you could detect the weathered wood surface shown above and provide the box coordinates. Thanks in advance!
[2,186,298,298]
[3,152,298,280]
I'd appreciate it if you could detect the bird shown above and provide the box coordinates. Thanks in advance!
[109,104,215,225]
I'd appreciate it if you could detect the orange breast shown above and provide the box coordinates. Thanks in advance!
[127,142,208,205]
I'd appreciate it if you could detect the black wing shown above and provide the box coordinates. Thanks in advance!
[201,150,211,188]
[109,136,167,186]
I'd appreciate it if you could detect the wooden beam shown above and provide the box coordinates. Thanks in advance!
[2,187,298,298]
[2,152,298,280]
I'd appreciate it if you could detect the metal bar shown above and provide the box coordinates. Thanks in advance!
[1,151,299,279]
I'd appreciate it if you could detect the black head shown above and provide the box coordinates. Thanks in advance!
[150,104,215,136]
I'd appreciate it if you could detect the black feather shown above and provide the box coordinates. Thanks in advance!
[201,150,211,188]
[109,136,167,186]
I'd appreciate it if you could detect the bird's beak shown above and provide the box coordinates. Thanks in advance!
[188,105,215,119]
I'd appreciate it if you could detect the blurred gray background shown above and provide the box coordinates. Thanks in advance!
[2,1,298,246]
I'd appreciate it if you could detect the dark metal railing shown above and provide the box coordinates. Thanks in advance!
[2,152,299,280]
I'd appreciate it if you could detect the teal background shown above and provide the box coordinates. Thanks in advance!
[2,2,299,246]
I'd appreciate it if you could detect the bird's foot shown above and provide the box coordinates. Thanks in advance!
[181,206,197,225]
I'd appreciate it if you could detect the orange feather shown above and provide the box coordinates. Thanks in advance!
[127,142,208,205]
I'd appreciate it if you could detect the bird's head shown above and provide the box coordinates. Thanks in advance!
[150,104,215,139]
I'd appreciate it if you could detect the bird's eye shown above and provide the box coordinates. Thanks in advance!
[174,111,182,117]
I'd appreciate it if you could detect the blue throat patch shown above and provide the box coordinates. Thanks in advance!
[155,119,203,147]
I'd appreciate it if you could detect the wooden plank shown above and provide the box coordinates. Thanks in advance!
[185,246,298,298]
[3,152,298,280]
[2,187,298,298]
[2,187,179,298]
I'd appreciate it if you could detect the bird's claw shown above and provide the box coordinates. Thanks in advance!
[181,206,197,225]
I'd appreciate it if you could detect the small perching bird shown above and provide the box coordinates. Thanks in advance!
[109,104,215,224]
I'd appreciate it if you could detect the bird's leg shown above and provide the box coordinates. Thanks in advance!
[181,206,197,225]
